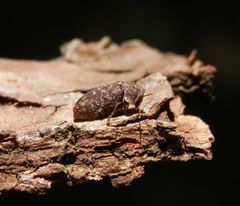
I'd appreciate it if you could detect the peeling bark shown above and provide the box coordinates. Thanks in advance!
[0,37,215,195]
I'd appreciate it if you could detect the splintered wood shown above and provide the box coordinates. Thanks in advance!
[0,37,215,195]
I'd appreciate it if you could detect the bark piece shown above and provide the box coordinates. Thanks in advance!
[0,37,215,105]
[0,38,215,195]
[0,73,214,195]
[61,37,216,95]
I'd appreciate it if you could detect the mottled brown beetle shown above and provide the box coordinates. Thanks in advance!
[73,81,145,125]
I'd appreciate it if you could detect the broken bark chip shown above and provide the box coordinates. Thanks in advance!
[0,37,215,195]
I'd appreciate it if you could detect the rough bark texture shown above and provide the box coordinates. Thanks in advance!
[0,37,215,195]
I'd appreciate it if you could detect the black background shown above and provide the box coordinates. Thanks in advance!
[0,1,239,206]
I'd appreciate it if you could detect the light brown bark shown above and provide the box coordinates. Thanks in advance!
[0,37,215,194]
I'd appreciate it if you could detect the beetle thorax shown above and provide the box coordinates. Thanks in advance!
[123,83,145,107]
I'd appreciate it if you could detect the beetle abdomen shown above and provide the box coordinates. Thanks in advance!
[73,82,124,122]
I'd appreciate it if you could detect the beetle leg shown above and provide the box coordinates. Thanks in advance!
[137,113,143,146]
[107,102,121,126]
[123,101,129,115]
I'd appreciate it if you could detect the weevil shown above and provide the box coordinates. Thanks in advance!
[73,81,145,125]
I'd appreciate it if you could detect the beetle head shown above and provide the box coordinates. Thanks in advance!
[123,83,145,107]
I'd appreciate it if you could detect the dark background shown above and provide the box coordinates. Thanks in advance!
[0,1,239,206]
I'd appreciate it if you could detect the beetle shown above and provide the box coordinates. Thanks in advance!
[73,81,145,125]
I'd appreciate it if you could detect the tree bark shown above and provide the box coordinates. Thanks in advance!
[0,37,215,194]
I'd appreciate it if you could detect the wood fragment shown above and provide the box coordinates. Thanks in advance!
[0,38,215,195]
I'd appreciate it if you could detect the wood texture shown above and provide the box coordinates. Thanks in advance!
[0,37,215,194]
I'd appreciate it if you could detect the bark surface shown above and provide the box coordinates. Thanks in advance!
[0,37,215,194]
